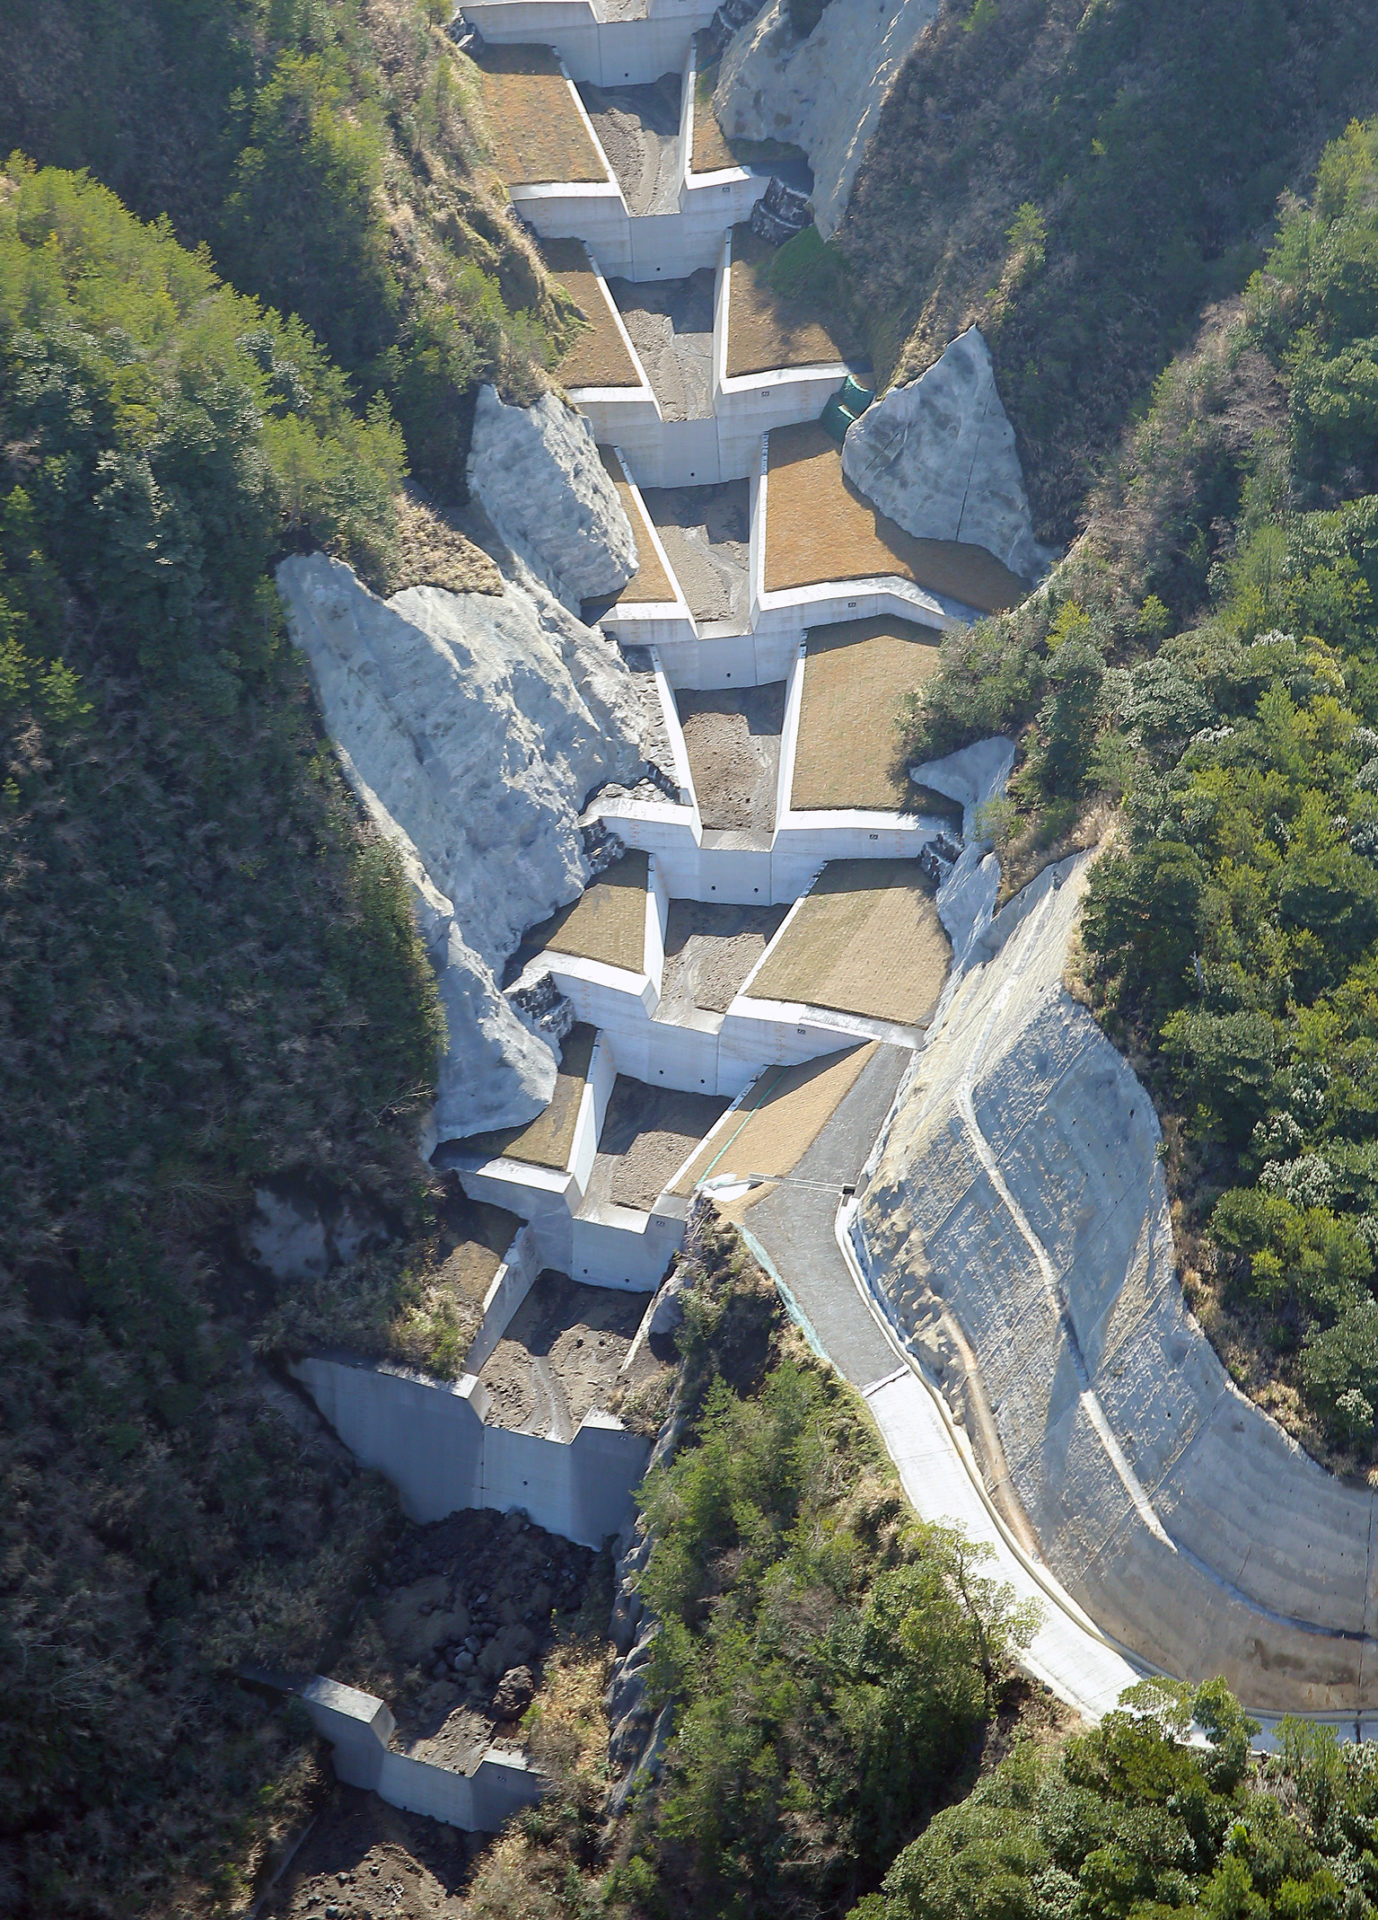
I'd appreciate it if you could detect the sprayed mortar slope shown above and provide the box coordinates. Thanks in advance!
[858,853,1378,1715]
[278,553,645,1142]
[713,0,939,238]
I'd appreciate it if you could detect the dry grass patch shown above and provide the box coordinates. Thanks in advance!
[464,1024,596,1171]
[476,45,608,185]
[691,48,737,172]
[746,859,951,1026]
[527,850,649,972]
[673,1042,878,1195]
[391,489,503,595]
[543,238,642,389]
[792,616,944,811]
[763,421,1026,612]
[599,447,680,604]
[727,223,852,376]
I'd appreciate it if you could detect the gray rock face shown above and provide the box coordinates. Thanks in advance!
[713,0,939,238]
[860,855,1378,1714]
[277,552,646,1142]
[842,327,1052,582]
[467,385,638,611]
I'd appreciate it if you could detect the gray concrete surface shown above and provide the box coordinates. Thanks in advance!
[746,1043,908,1386]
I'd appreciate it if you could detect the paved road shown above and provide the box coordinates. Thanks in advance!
[744,1044,906,1386]
[743,1041,1143,1727]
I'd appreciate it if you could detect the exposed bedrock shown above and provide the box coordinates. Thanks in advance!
[467,385,638,610]
[277,552,645,1140]
[712,0,939,239]
[859,853,1378,1715]
[843,327,1054,580]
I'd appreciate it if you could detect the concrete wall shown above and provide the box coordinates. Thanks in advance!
[463,1223,543,1375]
[464,0,717,87]
[294,1674,544,1830]
[573,235,852,486]
[293,1355,651,1548]
[514,178,766,282]
[570,1201,685,1287]
[590,789,948,904]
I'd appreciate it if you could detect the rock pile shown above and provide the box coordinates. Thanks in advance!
[369,1508,596,1735]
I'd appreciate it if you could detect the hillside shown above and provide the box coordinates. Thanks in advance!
[833,0,1378,543]
[0,0,578,502]
[0,159,457,1916]
[901,118,1378,1470]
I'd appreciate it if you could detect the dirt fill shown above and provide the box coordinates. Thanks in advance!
[476,1271,657,1439]
[677,681,785,830]
[658,900,789,1018]
[586,1076,732,1210]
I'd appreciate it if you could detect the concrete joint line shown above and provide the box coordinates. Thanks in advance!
[952,897,1175,1550]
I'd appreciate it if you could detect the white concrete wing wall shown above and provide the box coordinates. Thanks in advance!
[292,1357,651,1548]
[464,0,717,87]
[295,1676,544,1830]
[464,1224,544,1375]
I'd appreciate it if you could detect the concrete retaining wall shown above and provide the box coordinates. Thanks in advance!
[464,0,717,87]
[859,855,1378,1715]
[294,1675,544,1830]
[464,1223,543,1375]
[293,1355,651,1547]
[514,178,766,282]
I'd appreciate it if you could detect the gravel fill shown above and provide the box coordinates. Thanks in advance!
[608,271,715,420]
[477,1270,658,1438]
[578,74,682,214]
[640,481,749,622]
[583,1076,731,1210]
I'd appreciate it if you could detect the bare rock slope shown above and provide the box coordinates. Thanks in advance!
[467,385,638,610]
[859,852,1378,1715]
[713,0,939,237]
[843,327,1053,580]
[277,553,645,1141]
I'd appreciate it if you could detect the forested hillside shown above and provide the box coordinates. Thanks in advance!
[904,118,1378,1468]
[0,159,452,1915]
[0,3,601,1908]
[832,0,1378,542]
[0,0,577,499]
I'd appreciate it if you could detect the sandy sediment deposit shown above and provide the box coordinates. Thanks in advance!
[476,1272,664,1438]
[677,681,785,831]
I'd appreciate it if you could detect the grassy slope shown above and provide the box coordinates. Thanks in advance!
[835,0,1378,544]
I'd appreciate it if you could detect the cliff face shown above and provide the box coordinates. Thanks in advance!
[277,553,646,1140]
[467,386,638,612]
[843,328,1054,582]
[858,852,1378,1714]
[712,0,939,238]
